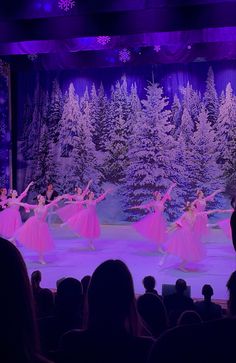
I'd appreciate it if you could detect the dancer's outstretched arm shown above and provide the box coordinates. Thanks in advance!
[130,201,153,211]
[45,195,64,210]
[161,182,177,204]
[95,189,112,203]
[18,181,34,201]
[81,179,93,198]
[204,189,223,202]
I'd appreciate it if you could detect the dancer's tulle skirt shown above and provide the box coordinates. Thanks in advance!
[15,216,54,253]
[166,225,205,262]
[56,203,82,222]
[218,218,231,239]
[193,213,208,240]
[66,208,100,239]
[133,211,167,246]
[0,207,22,239]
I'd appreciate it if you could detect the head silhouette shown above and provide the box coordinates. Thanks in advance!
[202,284,213,300]
[137,293,168,338]
[175,279,187,294]
[143,275,156,292]
[56,277,83,317]
[81,275,91,296]
[226,270,236,316]
[178,310,202,326]
[87,260,139,334]
[0,238,40,362]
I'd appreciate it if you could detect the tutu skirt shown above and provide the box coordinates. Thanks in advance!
[133,211,167,246]
[56,203,82,222]
[193,213,208,240]
[0,207,22,239]
[218,219,231,239]
[66,207,100,239]
[15,216,54,253]
[166,225,205,262]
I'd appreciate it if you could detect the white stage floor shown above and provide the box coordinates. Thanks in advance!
[21,224,236,300]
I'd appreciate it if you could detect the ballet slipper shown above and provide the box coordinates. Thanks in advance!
[178,265,189,272]
[39,257,46,265]
[158,246,165,254]
[89,241,95,250]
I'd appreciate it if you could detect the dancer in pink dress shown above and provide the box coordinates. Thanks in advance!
[217,209,234,240]
[0,181,34,239]
[166,202,221,271]
[132,182,176,251]
[0,187,8,211]
[192,188,222,240]
[65,189,112,249]
[56,180,92,222]
[13,194,64,264]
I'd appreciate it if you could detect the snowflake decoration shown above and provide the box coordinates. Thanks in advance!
[27,54,38,62]
[154,45,161,53]
[58,0,75,12]
[119,48,131,63]
[97,36,111,45]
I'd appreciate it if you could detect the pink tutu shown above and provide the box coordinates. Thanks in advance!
[166,222,205,262]
[66,204,100,239]
[193,213,208,240]
[0,207,22,239]
[218,218,231,239]
[56,203,83,222]
[15,216,54,253]
[133,210,167,246]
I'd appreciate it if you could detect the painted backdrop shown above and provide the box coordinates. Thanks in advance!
[0,59,10,188]
[16,62,236,222]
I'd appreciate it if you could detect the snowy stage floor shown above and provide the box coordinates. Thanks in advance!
[21,224,236,300]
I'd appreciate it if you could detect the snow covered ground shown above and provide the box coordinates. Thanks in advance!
[21,224,236,300]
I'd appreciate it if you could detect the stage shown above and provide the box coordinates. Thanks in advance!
[20,224,236,300]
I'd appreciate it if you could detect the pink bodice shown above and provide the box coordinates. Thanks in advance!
[194,199,206,212]
[153,200,164,212]
[7,198,20,210]
[33,205,48,222]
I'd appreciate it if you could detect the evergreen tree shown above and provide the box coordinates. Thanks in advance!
[180,82,202,123]
[171,94,182,134]
[216,82,236,164]
[90,83,109,152]
[48,78,63,143]
[71,102,101,191]
[123,82,174,220]
[179,107,194,141]
[204,66,219,126]
[189,107,222,194]
[58,83,81,157]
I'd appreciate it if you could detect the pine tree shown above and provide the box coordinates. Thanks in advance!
[48,78,63,143]
[58,83,81,157]
[216,83,236,164]
[171,94,182,133]
[104,76,132,183]
[180,82,202,123]
[71,102,101,192]
[123,82,174,220]
[90,83,109,152]
[204,66,219,126]
[189,107,222,194]
[179,107,194,141]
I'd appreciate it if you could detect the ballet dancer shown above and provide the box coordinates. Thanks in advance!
[192,188,222,240]
[131,182,176,251]
[165,202,222,272]
[64,189,112,250]
[56,179,92,222]
[0,187,8,211]
[0,181,34,239]
[13,194,64,264]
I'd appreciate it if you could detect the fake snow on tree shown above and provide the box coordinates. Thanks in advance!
[27,54,38,61]
[58,0,75,12]
[119,49,131,63]
[154,45,161,53]
[97,36,111,45]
